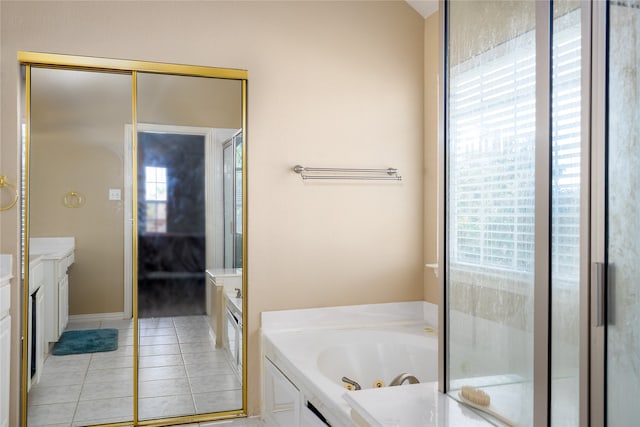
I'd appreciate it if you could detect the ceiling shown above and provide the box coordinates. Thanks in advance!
[406,0,438,18]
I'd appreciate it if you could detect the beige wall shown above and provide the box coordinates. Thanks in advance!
[0,0,425,423]
[423,11,439,304]
[30,68,131,315]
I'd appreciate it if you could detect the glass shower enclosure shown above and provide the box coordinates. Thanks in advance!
[443,1,583,425]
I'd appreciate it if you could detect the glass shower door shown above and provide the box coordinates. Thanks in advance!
[605,1,640,424]
[446,1,537,425]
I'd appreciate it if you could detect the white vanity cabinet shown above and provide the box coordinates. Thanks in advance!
[226,303,240,370]
[42,251,73,345]
[58,273,69,336]
[0,254,13,427]
[225,289,243,372]
[27,256,45,390]
[30,238,74,347]
[0,316,9,427]
[206,268,241,349]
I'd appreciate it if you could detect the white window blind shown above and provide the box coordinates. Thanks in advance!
[449,11,581,283]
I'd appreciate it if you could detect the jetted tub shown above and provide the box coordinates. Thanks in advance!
[262,304,438,427]
[317,330,437,391]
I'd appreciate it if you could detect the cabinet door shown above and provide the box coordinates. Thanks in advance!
[226,309,237,362]
[43,261,57,344]
[264,358,301,427]
[27,294,33,391]
[238,324,243,371]
[35,289,45,385]
[58,275,69,335]
[0,315,11,427]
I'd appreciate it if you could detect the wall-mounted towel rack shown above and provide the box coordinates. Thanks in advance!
[293,165,402,181]
[0,175,19,211]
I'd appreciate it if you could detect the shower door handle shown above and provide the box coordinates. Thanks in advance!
[592,262,605,327]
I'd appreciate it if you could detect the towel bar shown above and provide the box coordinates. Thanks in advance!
[293,165,402,181]
[0,176,19,211]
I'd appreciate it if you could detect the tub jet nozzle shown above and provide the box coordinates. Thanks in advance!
[341,376,362,390]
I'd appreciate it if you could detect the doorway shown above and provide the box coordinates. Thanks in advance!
[137,131,207,318]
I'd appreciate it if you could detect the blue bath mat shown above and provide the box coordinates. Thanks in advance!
[52,328,118,355]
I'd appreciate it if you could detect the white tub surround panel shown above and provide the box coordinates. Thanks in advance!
[343,382,491,427]
[262,301,435,333]
[0,254,13,427]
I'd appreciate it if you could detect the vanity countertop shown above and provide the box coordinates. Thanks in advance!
[206,268,242,279]
[30,237,75,259]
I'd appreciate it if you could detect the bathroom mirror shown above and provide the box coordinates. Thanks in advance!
[20,53,247,426]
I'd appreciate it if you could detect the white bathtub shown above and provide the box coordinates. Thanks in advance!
[317,330,437,391]
[263,322,437,427]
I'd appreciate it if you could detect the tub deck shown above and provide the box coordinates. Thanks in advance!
[261,301,494,427]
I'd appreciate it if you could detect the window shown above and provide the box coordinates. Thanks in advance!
[145,166,167,233]
[449,11,581,285]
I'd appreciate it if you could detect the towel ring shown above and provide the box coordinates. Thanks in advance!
[0,175,19,211]
[63,191,84,208]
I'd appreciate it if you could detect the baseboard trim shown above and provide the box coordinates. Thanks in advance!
[68,312,129,323]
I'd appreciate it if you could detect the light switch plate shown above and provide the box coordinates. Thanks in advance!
[109,189,121,201]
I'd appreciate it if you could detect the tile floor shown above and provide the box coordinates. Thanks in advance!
[27,315,242,427]
[172,419,262,427]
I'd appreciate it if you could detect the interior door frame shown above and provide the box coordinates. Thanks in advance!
[124,123,215,319]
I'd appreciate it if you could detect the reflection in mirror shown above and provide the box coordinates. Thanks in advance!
[223,131,243,269]
[135,73,243,420]
[26,67,134,426]
[22,57,247,426]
